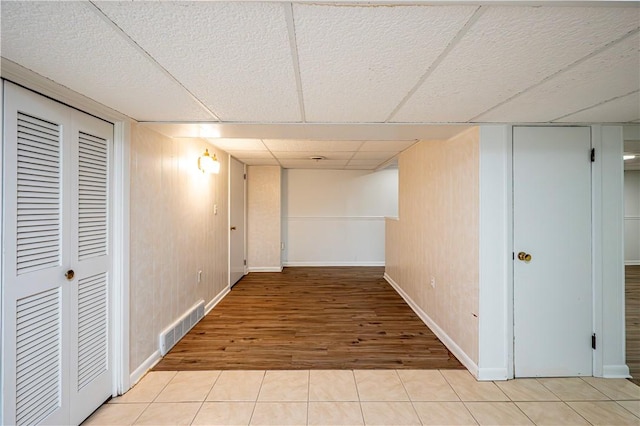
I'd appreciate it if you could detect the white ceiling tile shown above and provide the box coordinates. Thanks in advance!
[263,139,363,152]
[293,4,477,122]
[272,151,354,160]
[554,91,640,123]
[236,158,280,166]
[477,33,640,122]
[279,159,348,169]
[392,6,640,123]
[0,1,213,121]
[347,159,386,167]
[358,140,417,152]
[95,1,300,122]
[351,151,398,161]
[207,138,267,151]
[227,151,274,159]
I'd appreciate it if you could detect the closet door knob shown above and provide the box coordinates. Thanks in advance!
[65,269,75,280]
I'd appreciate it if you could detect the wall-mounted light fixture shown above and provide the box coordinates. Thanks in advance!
[624,154,636,161]
[198,148,220,174]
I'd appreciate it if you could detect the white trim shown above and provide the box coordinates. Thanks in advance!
[129,351,161,387]
[383,273,479,378]
[284,261,385,267]
[592,125,604,377]
[478,125,512,381]
[625,261,640,265]
[205,286,230,316]
[477,368,509,381]
[248,266,284,272]
[602,364,631,378]
[112,121,131,396]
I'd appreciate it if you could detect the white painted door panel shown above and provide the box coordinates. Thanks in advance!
[513,126,592,377]
[229,157,245,286]
[2,82,113,425]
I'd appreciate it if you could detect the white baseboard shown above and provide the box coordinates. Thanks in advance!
[129,350,161,387]
[625,261,640,266]
[602,364,631,378]
[384,273,479,378]
[247,266,283,272]
[205,286,230,316]
[283,261,385,267]
[477,368,509,381]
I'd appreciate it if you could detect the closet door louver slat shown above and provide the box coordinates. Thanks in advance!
[16,113,61,275]
[15,288,62,426]
[78,132,108,260]
[77,273,108,390]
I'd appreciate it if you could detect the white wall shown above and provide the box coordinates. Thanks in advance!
[625,170,640,265]
[282,169,398,266]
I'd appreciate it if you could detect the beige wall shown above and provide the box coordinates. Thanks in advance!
[129,123,229,373]
[385,127,480,364]
[247,165,282,270]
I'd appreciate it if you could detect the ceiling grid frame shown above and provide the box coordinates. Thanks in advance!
[472,26,640,123]
[88,0,222,121]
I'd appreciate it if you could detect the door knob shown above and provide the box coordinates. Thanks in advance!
[517,252,532,262]
[230,226,237,231]
[65,269,75,280]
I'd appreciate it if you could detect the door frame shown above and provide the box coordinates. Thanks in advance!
[478,124,626,381]
[228,156,247,287]
[1,61,132,397]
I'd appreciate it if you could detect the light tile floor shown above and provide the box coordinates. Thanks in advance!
[83,370,640,425]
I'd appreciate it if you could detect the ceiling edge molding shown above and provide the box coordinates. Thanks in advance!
[1,57,132,122]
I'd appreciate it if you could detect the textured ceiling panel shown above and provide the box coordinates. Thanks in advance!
[279,159,349,169]
[273,151,354,160]
[359,140,417,151]
[236,158,280,166]
[477,33,640,122]
[95,1,300,122]
[263,139,363,152]
[207,139,268,151]
[392,6,640,123]
[555,91,640,123]
[227,151,274,159]
[0,1,213,121]
[293,3,477,122]
[351,151,399,160]
[347,159,388,167]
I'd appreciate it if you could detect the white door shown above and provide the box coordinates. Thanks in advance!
[2,83,113,425]
[229,156,246,286]
[513,126,593,377]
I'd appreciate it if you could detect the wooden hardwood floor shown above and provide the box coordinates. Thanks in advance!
[627,265,640,386]
[153,267,464,371]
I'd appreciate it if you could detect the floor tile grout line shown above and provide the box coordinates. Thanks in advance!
[394,369,422,424]
[352,369,367,425]
[558,400,593,426]
[247,370,267,425]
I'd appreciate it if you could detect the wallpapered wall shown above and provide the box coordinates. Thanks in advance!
[385,127,480,364]
[247,165,282,270]
[129,123,229,373]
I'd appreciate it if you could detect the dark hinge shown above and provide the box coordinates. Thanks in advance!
[512,252,515,260]
[244,173,247,180]
[592,333,596,350]
[244,259,247,266]
[591,148,595,162]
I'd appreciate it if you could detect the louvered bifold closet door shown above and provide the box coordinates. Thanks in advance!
[2,82,70,426]
[68,112,113,426]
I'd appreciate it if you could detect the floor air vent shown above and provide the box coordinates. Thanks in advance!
[159,300,205,356]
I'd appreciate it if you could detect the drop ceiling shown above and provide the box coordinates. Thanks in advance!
[1,1,639,169]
